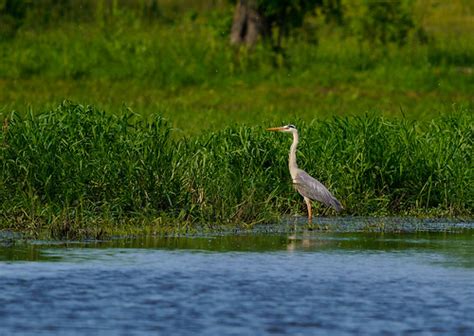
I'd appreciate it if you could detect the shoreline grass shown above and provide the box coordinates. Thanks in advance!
[1,102,472,239]
[1,3,472,239]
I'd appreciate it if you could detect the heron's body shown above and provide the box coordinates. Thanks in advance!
[267,124,342,221]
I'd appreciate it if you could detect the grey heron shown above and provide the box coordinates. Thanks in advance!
[267,124,343,222]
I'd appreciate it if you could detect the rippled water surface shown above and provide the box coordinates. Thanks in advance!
[1,221,473,335]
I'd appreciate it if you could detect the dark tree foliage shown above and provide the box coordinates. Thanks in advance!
[230,0,420,48]
[1,0,419,47]
[230,0,338,48]
[257,0,323,48]
[359,0,415,45]
[0,0,30,37]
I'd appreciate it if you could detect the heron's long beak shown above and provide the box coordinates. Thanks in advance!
[266,127,285,132]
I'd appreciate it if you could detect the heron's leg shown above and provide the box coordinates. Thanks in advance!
[304,197,312,223]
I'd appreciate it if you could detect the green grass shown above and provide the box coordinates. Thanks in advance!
[0,15,473,134]
[1,102,472,239]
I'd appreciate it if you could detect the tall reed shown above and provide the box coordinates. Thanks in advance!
[1,102,472,238]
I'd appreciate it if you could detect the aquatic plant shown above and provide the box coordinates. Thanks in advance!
[1,102,472,238]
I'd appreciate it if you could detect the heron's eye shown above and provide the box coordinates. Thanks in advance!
[287,124,296,129]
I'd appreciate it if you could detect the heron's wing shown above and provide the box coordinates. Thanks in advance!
[293,169,343,212]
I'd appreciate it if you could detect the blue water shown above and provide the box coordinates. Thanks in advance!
[1,230,473,335]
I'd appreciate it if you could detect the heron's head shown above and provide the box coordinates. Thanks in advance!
[266,124,297,133]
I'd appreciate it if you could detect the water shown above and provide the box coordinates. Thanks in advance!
[1,221,474,335]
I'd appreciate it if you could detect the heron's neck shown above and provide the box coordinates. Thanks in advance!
[289,131,299,179]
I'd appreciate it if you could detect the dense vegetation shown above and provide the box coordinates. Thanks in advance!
[0,1,472,237]
[1,102,472,238]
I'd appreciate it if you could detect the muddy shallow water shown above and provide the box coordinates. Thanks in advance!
[1,218,473,335]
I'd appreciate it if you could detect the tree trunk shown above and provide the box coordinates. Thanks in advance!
[230,0,267,47]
